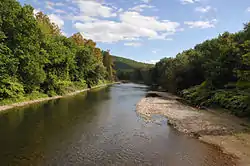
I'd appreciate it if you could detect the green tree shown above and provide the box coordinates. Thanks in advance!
[103,50,115,81]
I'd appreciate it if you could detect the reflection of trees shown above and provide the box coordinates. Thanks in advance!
[0,103,45,165]
[0,88,111,165]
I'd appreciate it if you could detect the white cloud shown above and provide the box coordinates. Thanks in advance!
[61,31,68,37]
[129,4,154,12]
[149,32,174,40]
[48,14,64,28]
[54,2,64,7]
[45,1,54,9]
[141,0,151,3]
[67,6,79,14]
[124,42,142,47]
[247,7,250,12]
[120,11,180,32]
[143,60,159,64]
[71,15,98,22]
[74,20,157,43]
[74,0,116,18]
[118,8,124,13]
[33,8,40,15]
[184,19,217,29]
[45,1,65,7]
[195,6,211,13]
[180,0,200,4]
[66,0,119,22]
[151,49,160,54]
[54,9,66,14]
[74,11,180,43]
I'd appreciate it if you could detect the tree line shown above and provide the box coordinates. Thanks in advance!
[0,0,115,103]
[150,23,250,117]
[113,56,154,83]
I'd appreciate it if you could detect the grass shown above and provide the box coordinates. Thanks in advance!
[0,91,49,106]
[0,80,117,107]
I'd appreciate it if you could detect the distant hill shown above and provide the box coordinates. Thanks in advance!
[112,56,154,72]
[112,56,154,82]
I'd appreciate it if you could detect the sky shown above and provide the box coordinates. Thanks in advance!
[18,0,250,64]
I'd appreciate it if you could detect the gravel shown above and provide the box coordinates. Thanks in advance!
[136,92,250,166]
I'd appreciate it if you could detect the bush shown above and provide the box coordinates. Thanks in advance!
[0,78,24,100]
[54,80,74,95]
[212,90,250,117]
[182,86,250,117]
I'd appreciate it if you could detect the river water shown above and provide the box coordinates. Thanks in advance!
[0,83,234,166]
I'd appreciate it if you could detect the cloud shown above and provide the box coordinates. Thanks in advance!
[33,8,40,15]
[66,14,98,22]
[118,8,124,13]
[74,20,156,43]
[45,1,54,9]
[152,49,160,54]
[195,6,211,13]
[45,1,65,10]
[61,31,68,37]
[129,4,154,12]
[120,11,179,32]
[124,42,142,47]
[54,9,66,14]
[141,0,151,3]
[247,7,250,12]
[74,0,116,18]
[143,59,159,64]
[48,14,64,28]
[149,32,174,40]
[67,6,79,14]
[74,11,180,43]
[184,19,217,29]
[180,0,200,4]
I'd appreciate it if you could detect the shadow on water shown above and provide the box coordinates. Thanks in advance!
[0,83,236,166]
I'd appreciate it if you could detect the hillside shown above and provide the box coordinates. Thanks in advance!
[112,56,153,72]
[112,56,154,82]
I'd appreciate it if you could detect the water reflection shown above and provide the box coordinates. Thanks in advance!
[0,84,235,166]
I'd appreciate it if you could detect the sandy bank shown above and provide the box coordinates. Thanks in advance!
[0,83,117,112]
[137,92,250,166]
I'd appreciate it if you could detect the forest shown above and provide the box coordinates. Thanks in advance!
[113,56,153,83]
[1,0,250,118]
[151,23,250,117]
[0,0,115,104]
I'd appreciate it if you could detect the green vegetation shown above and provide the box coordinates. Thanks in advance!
[113,56,153,83]
[151,23,250,118]
[0,0,115,105]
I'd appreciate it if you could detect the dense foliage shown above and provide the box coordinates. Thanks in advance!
[0,0,114,104]
[152,23,250,117]
[113,56,153,83]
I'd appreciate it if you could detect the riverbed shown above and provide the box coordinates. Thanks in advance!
[0,83,235,165]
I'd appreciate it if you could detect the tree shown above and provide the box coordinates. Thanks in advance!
[36,12,61,36]
[151,22,250,117]
[103,50,115,81]
[0,0,111,101]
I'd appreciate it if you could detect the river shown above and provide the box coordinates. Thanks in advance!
[0,83,234,166]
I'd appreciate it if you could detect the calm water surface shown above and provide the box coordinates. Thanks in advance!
[0,83,235,166]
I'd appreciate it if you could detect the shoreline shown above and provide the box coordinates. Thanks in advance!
[136,91,250,166]
[0,82,118,112]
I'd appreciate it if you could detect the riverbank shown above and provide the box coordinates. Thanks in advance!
[0,83,118,112]
[136,91,250,166]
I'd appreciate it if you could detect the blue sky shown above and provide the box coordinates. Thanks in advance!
[19,0,250,63]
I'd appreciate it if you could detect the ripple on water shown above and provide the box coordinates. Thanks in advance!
[0,84,237,166]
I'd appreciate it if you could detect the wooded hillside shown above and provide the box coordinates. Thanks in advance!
[0,0,115,104]
[151,23,250,117]
[112,56,153,82]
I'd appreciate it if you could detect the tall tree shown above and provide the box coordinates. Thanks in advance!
[103,50,115,81]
